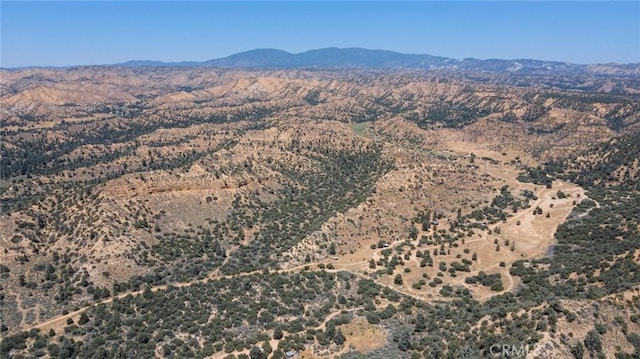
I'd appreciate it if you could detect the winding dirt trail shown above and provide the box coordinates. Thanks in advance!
[21,262,312,334]
[328,160,588,304]
[16,157,590,338]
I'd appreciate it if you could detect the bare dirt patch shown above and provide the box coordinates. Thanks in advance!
[325,141,587,303]
[341,317,387,354]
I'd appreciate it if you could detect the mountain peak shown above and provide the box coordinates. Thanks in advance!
[115,48,640,76]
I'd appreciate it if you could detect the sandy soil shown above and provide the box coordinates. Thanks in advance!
[329,143,587,303]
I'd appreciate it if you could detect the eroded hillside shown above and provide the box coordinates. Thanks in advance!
[1,67,639,358]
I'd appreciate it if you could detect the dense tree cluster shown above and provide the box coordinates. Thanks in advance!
[222,145,393,274]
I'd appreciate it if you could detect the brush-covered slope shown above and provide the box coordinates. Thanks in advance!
[1,67,639,358]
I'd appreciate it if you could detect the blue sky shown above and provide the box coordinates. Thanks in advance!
[1,1,639,67]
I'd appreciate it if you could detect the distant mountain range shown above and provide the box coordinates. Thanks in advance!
[118,47,639,76]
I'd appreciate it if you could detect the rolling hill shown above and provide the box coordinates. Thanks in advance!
[1,61,639,358]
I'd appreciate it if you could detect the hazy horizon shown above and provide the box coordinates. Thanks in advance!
[2,1,639,68]
[5,46,640,70]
